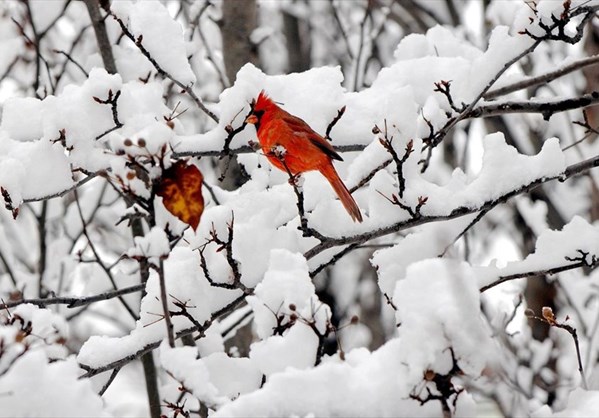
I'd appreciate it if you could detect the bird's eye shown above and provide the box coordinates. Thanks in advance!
[255,110,265,119]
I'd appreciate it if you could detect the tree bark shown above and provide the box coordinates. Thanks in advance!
[219,0,258,190]
[221,0,257,85]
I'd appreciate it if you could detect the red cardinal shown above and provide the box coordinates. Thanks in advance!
[245,91,363,222]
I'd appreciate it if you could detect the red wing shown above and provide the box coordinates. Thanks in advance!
[281,113,343,162]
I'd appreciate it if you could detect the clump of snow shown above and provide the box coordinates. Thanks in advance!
[372,216,477,296]
[214,339,454,417]
[250,322,319,376]
[404,134,565,217]
[112,1,196,85]
[533,388,599,417]
[394,259,496,386]
[478,216,599,290]
[127,226,170,260]
[78,247,212,368]
[0,138,74,203]
[247,249,318,339]
[246,249,329,376]
[160,344,261,406]
[0,97,44,141]
[159,343,227,407]
[0,352,110,417]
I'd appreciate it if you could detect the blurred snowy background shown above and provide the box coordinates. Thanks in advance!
[2,0,599,416]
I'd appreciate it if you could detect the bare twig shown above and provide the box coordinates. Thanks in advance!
[309,243,361,278]
[325,106,346,141]
[486,54,599,99]
[470,91,599,121]
[23,173,97,203]
[157,260,175,347]
[98,367,122,396]
[353,4,371,91]
[0,283,145,310]
[74,189,138,319]
[329,0,354,60]
[526,307,588,389]
[439,208,491,257]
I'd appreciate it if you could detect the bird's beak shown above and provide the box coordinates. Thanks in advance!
[245,114,258,125]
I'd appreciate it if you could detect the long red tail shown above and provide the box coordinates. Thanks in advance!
[320,164,363,223]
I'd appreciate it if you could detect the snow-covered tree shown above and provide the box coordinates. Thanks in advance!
[1,0,599,417]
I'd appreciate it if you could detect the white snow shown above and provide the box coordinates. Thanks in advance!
[112,1,196,85]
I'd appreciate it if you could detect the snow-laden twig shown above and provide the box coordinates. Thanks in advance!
[79,293,248,378]
[111,12,219,123]
[479,257,597,293]
[305,153,599,260]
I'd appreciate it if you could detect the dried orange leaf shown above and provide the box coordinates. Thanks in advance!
[155,160,204,231]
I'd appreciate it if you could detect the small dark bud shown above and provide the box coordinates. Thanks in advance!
[350,315,359,325]
[289,303,296,311]
[225,124,234,134]
[137,138,146,147]
[123,138,133,146]
[372,125,380,134]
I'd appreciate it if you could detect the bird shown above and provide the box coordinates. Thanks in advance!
[245,91,363,222]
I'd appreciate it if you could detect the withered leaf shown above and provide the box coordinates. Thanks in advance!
[155,160,204,231]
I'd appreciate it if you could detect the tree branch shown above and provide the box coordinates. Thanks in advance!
[485,54,599,99]
[0,283,145,310]
[304,153,599,259]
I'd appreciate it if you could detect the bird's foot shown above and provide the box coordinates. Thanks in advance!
[269,145,287,160]
[248,140,261,151]
[288,173,303,187]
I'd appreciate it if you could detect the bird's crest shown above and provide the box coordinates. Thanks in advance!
[253,90,277,112]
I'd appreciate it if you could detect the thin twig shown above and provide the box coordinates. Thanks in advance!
[98,367,122,396]
[486,54,599,99]
[157,259,175,347]
[0,283,145,310]
[439,208,491,257]
[23,173,97,203]
[74,189,138,319]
